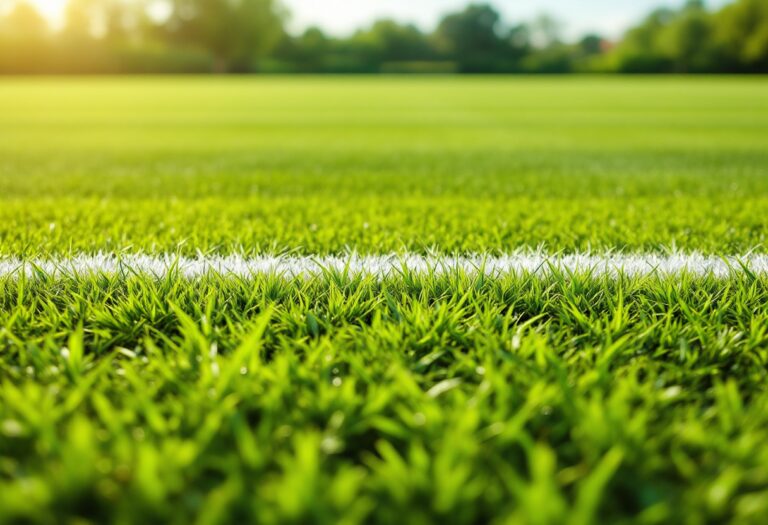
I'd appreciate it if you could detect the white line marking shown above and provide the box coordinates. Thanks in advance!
[0,253,766,279]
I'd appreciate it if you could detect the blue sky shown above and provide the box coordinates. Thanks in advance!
[282,0,731,39]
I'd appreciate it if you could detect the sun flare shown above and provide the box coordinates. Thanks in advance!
[27,0,67,24]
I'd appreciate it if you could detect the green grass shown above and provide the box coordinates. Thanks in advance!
[1,76,767,255]
[1,76,768,524]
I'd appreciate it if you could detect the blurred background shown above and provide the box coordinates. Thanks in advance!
[0,0,766,74]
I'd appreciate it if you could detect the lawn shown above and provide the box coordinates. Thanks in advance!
[1,76,768,524]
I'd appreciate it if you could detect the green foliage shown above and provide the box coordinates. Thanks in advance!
[714,0,768,72]
[433,4,509,73]
[354,20,436,65]
[166,0,284,72]
[0,1,52,74]
[609,0,768,73]
[1,0,766,74]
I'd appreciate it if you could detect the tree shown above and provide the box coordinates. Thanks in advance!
[609,8,677,72]
[507,23,532,56]
[714,0,768,72]
[0,1,50,73]
[607,0,768,74]
[102,0,151,45]
[168,0,285,72]
[63,0,98,40]
[353,19,433,64]
[274,27,332,72]
[529,14,562,48]
[659,0,716,72]
[578,34,604,56]
[1,1,48,39]
[434,3,509,72]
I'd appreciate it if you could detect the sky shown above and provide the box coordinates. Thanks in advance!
[26,0,732,40]
[282,0,732,39]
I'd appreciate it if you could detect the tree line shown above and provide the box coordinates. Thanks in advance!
[0,0,766,74]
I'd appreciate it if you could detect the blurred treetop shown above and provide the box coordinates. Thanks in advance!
[0,0,766,74]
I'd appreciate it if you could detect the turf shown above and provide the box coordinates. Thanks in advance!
[1,76,767,255]
[1,76,768,524]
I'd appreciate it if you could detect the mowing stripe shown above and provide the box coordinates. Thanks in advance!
[0,253,766,280]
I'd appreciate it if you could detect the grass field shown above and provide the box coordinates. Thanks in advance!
[1,76,768,524]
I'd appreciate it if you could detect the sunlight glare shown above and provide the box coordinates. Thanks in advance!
[27,0,68,26]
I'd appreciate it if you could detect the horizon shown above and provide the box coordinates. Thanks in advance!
[22,0,733,41]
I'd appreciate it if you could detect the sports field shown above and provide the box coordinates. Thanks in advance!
[1,77,768,523]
